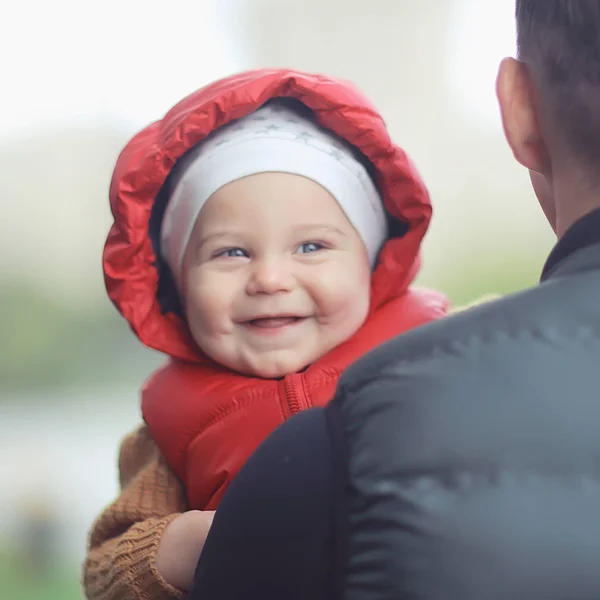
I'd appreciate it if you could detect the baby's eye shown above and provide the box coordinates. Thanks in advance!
[214,247,249,259]
[297,242,324,254]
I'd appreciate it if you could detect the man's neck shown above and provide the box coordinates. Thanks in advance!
[554,174,600,238]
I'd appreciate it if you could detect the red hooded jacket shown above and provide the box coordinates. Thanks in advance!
[103,69,449,510]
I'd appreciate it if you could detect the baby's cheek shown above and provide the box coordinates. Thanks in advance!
[185,287,222,334]
[321,279,370,323]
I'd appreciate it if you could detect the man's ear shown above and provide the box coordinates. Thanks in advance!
[496,57,548,174]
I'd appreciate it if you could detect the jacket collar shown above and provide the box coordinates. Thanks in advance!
[541,207,600,282]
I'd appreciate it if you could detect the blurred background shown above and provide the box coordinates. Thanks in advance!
[0,0,554,598]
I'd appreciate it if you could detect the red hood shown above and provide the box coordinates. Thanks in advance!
[103,68,433,362]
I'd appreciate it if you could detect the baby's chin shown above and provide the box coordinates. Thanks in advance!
[241,355,312,380]
[199,341,336,379]
[232,349,328,380]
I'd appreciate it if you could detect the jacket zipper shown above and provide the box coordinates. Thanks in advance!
[282,373,309,418]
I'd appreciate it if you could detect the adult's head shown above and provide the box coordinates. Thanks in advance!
[497,0,600,236]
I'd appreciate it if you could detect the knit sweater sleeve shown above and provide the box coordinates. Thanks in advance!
[83,425,188,600]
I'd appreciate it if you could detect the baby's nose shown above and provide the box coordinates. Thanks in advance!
[246,259,295,295]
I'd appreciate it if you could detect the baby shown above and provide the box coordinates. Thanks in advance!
[85,69,449,600]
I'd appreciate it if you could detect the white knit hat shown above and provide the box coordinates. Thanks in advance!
[160,101,388,285]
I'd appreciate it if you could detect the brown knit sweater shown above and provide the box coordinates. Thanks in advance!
[83,425,188,600]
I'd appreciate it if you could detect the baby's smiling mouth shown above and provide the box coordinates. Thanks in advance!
[247,316,305,328]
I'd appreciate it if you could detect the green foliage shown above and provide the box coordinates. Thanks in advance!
[0,279,161,391]
[419,250,543,306]
[0,551,81,600]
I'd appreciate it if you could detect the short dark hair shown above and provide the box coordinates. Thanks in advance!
[516,0,600,164]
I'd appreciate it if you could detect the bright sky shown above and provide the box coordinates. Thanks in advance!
[447,0,517,129]
[2,0,517,141]
[1,0,247,140]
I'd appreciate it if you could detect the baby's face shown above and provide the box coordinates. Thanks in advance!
[181,172,371,378]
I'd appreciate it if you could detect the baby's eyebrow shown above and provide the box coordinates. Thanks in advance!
[196,231,242,249]
[195,224,346,251]
[293,224,347,237]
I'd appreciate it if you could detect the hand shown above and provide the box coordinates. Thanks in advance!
[156,510,216,591]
